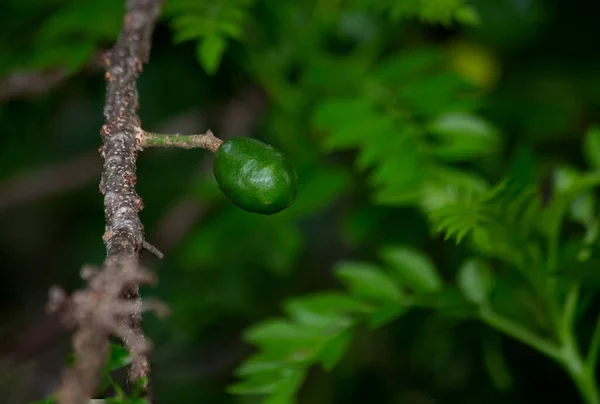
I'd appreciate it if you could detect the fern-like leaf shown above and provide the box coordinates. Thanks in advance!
[230,249,444,403]
[312,48,500,209]
[356,0,480,26]
[164,0,256,74]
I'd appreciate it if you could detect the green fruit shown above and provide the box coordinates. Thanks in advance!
[213,137,298,215]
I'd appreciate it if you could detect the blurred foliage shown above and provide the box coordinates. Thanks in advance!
[1,0,600,404]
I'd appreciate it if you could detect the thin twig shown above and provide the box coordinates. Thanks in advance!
[0,52,106,102]
[151,86,267,251]
[0,68,71,102]
[137,129,223,152]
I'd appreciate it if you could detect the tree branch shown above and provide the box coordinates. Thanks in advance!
[49,1,165,403]
[0,52,105,102]
[0,152,100,213]
[0,68,71,102]
[99,0,164,396]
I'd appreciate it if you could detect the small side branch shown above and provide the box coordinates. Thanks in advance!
[142,240,164,259]
[47,261,168,404]
[137,129,223,153]
[0,52,106,102]
[480,306,563,363]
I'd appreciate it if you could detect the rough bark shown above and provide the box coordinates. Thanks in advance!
[99,0,164,391]
[48,1,165,403]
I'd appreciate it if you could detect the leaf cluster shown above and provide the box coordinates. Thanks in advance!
[163,0,256,74]
[0,0,123,74]
[230,246,449,403]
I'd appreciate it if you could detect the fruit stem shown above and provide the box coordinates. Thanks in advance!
[137,129,223,153]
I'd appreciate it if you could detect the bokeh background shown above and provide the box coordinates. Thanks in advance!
[1,0,599,403]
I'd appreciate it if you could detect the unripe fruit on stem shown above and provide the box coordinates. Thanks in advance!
[213,138,298,215]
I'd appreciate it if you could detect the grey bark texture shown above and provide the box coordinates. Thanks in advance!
[47,1,165,403]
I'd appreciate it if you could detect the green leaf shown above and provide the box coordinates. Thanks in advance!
[245,320,323,345]
[583,125,600,169]
[235,355,285,377]
[569,192,597,241]
[335,262,405,303]
[228,374,282,395]
[411,289,474,315]
[570,193,595,223]
[284,292,372,327]
[284,167,350,216]
[243,320,333,362]
[65,352,76,367]
[263,368,306,404]
[312,98,378,150]
[379,247,443,293]
[229,367,305,401]
[197,35,227,75]
[426,113,501,161]
[282,303,350,330]
[367,303,407,328]
[319,328,354,371]
[30,398,57,404]
[106,398,147,404]
[422,176,503,244]
[553,258,600,289]
[482,333,513,391]
[165,0,254,59]
[372,49,444,85]
[457,258,494,304]
[131,376,149,398]
[554,166,581,194]
[454,5,481,26]
[108,343,131,371]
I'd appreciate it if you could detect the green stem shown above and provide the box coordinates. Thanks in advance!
[480,306,563,362]
[481,304,600,403]
[586,312,600,377]
[137,129,223,152]
[555,282,599,404]
[561,283,581,338]
[545,201,567,335]
[562,338,600,404]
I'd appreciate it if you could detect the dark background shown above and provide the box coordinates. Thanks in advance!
[1,0,599,403]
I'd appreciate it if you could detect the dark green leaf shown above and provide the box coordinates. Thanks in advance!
[584,126,600,169]
[367,303,407,328]
[426,113,501,161]
[284,292,372,327]
[380,246,443,293]
[482,333,513,391]
[197,35,227,75]
[319,329,354,371]
[335,262,405,303]
[30,398,56,404]
[108,343,132,371]
[454,5,481,26]
[262,368,306,404]
[243,320,333,362]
